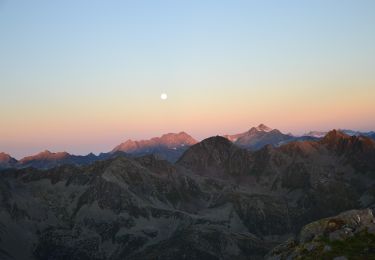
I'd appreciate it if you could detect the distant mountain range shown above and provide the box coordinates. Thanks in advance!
[1,125,374,170]
[223,124,375,150]
[222,123,292,150]
[304,129,375,138]
[179,129,375,180]
[0,132,197,169]
[1,129,374,259]
[222,123,321,150]
[111,131,197,162]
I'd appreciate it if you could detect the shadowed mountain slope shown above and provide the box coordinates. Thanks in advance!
[0,130,374,259]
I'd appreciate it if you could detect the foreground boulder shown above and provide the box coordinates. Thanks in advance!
[267,209,375,259]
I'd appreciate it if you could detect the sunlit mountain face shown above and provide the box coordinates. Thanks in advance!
[2,125,373,170]
[1,1,375,259]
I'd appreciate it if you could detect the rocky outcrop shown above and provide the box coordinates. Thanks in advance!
[266,209,375,259]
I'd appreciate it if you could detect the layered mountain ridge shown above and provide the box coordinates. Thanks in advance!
[112,131,197,152]
[111,131,197,162]
[223,124,292,149]
[2,126,374,170]
[0,129,374,259]
[304,129,375,139]
[0,132,197,169]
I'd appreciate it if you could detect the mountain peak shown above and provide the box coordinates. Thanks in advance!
[322,129,350,143]
[177,136,253,177]
[110,132,197,162]
[20,150,70,163]
[256,124,272,132]
[113,132,197,154]
[161,131,189,137]
[0,152,11,160]
[199,135,233,147]
[159,131,197,146]
[223,124,291,150]
[111,139,138,153]
[320,129,375,161]
[0,152,17,163]
[178,136,233,158]
[177,136,235,168]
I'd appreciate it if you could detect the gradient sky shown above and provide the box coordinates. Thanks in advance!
[1,0,375,158]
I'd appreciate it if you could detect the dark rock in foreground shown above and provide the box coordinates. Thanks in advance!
[266,209,375,259]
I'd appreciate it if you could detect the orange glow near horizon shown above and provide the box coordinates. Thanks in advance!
[1,80,375,159]
[1,1,375,158]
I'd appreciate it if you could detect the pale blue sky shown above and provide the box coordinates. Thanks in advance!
[1,0,375,158]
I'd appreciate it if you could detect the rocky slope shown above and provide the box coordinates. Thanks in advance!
[266,208,375,259]
[179,130,375,228]
[0,155,278,259]
[176,136,253,178]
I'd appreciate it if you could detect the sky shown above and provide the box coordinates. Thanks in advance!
[1,0,375,158]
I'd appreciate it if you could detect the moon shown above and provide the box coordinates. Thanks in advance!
[160,93,168,100]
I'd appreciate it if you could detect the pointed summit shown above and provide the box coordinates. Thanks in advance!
[224,124,292,150]
[0,152,18,169]
[0,152,16,162]
[256,124,272,132]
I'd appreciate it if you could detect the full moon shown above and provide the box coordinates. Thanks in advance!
[160,93,168,100]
